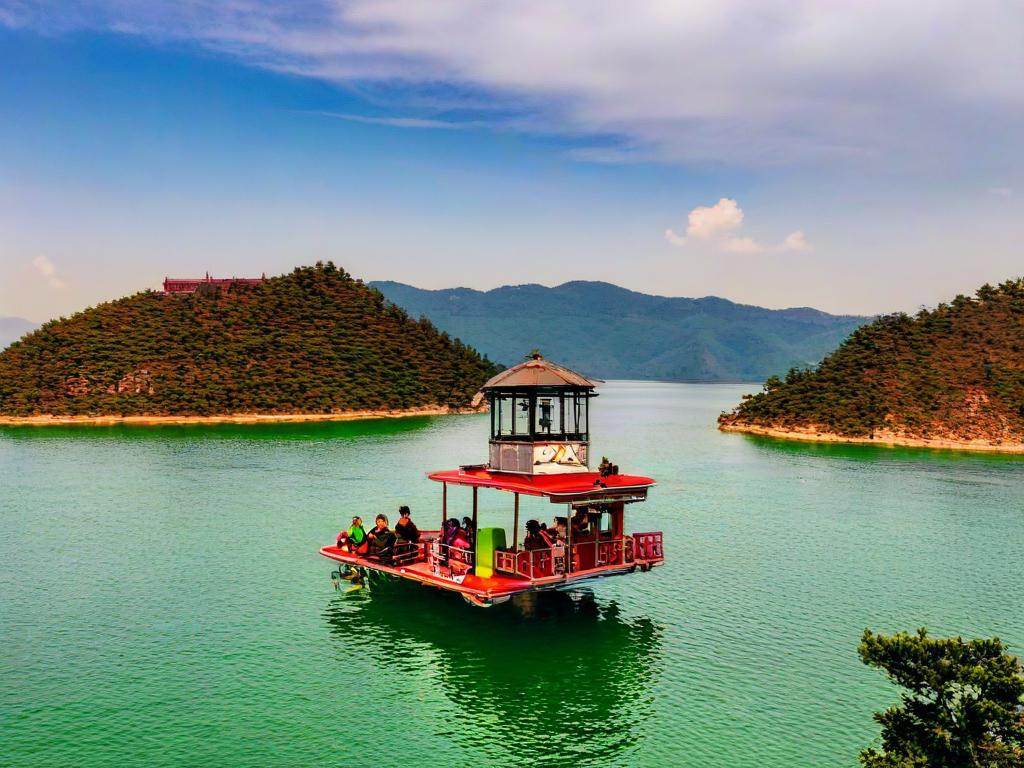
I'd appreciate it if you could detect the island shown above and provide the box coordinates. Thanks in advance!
[0,263,498,425]
[718,278,1024,453]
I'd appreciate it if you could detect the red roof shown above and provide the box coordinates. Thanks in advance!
[427,467,655,503]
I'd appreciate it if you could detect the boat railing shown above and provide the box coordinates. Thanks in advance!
[632,531,665,561]
[494,536,638,580]
[426,540,475,579]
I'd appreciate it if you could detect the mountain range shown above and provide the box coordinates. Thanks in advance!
[371,280,868,381]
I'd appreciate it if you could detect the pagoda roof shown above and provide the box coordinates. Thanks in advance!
[427,467,655,503]
[480,354,598,390]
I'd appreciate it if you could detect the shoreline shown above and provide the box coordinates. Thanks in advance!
[719,422,1024,454]
[0,405,482,427]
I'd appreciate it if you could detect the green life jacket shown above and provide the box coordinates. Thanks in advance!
[348,525,366,544]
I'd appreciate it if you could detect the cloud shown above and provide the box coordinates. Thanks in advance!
[313,111,487,130]
[30,255,66,289]
[989,187,1014,197]
[4,1,1023,169]
[665,198,810,254]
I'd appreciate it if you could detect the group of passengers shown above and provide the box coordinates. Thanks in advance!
[336,506,420,563]
[441,516,475,556]
[523,506,593,551]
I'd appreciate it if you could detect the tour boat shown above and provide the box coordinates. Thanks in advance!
[320,354,664,607]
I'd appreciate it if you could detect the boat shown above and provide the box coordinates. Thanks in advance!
[319,354,664,606]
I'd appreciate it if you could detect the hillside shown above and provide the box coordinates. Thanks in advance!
[0,317,37,349]
[719,279,1024,448]
[0,263,497,418]
[371,280,866,381]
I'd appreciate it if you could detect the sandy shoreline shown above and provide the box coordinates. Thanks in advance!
[0,405,481,427]
[719,422,1024,454]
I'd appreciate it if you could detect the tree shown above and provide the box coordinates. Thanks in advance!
[858,628,1024,767]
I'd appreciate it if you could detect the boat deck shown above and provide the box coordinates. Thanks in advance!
[320,529,664,603]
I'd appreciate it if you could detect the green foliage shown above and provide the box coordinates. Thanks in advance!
[720,278,1024,439]
[858,628,1024,768]
[0,264,498,417]
[371,279,867,381]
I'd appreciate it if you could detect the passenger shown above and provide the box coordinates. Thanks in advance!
[450,525,472,561]
[552,516,568,541]
[572,507,592,539]
[441,518,462,564]
[461,516,475,547]
[366,514,397,562]
[395,505,420,544]
[394,505,420,561]
[337,516,367,554]
[524,520,555,550]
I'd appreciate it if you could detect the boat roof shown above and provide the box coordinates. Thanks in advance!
[427,467,655,503]
[479,354,598,390]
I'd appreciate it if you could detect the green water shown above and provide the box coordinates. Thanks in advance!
[2,382,1023,767]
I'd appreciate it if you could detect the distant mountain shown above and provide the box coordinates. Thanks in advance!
[0,317,38,349]
[370,280,868,381]
[719,278,1024,444]
[0,264,496,417]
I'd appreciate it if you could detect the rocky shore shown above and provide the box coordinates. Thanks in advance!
[0,405,481,427]
[719,421,1024,454]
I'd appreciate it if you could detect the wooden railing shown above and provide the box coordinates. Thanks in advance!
[493,533,659,580]
[632,531,665,561]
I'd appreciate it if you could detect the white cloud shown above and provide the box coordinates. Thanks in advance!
[665,198,811,254]
[989,186,1014,197]
[30,255,66,289]
[684,198,744,241]
[4,1,1023,169]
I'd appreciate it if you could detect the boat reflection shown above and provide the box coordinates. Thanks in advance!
[323,584,663,766]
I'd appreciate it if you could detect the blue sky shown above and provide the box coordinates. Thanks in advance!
[1,1,1022,321]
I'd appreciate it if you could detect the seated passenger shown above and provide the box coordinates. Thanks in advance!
[337,516,367,554]
[572,507,593,540]
[441,518,462,563]
[395,505,420,544]
[461,516,475,547]
[450,525,473,564]
[366,514,397,562]
[524,520,554,550]
[394,506,420,561]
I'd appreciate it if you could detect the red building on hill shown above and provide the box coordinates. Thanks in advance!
[163,272,266,294]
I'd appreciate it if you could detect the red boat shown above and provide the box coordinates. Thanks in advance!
[320,354,665,607]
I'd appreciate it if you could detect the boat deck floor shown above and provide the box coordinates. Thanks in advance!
[319,545,649,599]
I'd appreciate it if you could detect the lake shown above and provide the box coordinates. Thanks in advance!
[2,381,1023,767]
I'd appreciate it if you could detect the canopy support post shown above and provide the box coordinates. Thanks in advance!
[566,502,572,576]
[441,482,447,531]
[471,486,479,575]
[512,492,520,552]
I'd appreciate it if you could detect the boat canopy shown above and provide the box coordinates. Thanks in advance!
[427,467,655,504]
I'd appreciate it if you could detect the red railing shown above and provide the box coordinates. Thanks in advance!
[632,531,664,561]
[494,535,654,580]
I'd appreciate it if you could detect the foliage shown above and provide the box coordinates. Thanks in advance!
[720,279,1024,440]
[858,628,1024,768]
[371,279,866,381]
[0,263,498,416]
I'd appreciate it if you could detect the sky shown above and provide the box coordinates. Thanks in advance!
[1,1,1022,322]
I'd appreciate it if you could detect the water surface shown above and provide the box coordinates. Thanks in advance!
[2,382,1023,767]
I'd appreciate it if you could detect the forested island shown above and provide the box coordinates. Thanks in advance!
[719,279,1024,452]
[0,263,498,424]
